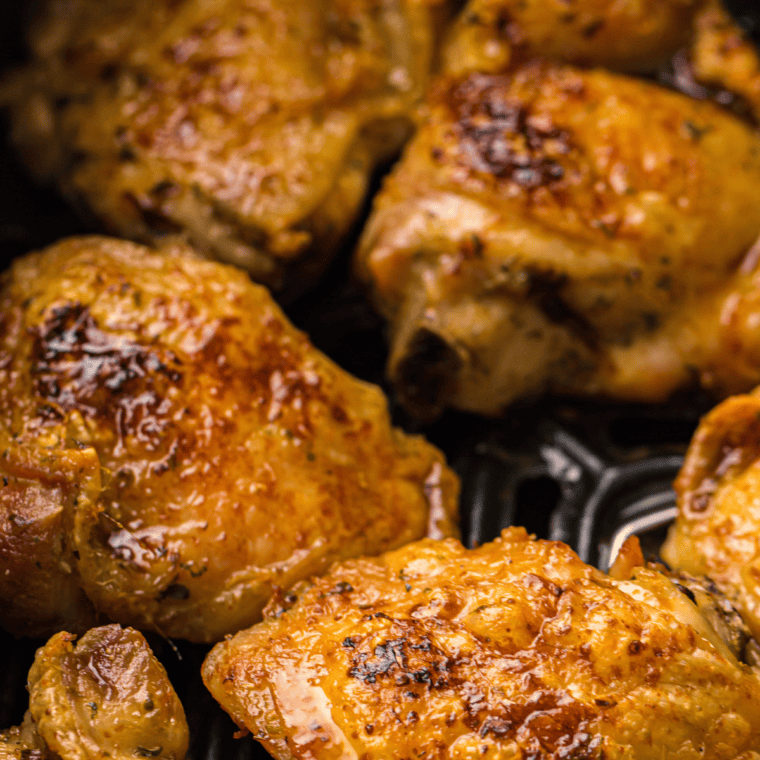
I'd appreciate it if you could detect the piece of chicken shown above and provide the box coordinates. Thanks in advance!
[0,235,459,642]
[614,531,760,667]
[204,527,760,760]
[689,0,760,121]
[3,0,449,298]
[661,388,760,643]
[443,0,704,77]
[0,625,188,760]
[355,57,760,418]
[442,0,760,103]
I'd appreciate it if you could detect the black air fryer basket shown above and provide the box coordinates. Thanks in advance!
[1,3,759,758]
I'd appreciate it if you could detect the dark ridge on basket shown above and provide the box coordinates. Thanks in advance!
[452,394,711,569]
[725,0,760,42]
[0,117,87,272]
[142,637,269,760]
[0,631,37,728]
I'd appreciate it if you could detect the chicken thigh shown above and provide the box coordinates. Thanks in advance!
[0,236,458,642]
[204,527,760,760]
[443,0,704,76]
[5,0,448,297]
[0,625,188,760]
[662,387,760,643]
[689,1,760,121]
[355,59,760,417]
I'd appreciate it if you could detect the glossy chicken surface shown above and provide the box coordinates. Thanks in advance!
[5,0,447,297]
[356,59,760,417]
[443,0,704,76]
[0,236,458,642]
[0,625,188,760]
[204,527,760,759]
[663,388,760,643]
[690,1,760,122]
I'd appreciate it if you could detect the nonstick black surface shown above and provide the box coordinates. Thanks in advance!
[1,3,759,758]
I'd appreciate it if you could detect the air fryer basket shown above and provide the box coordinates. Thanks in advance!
[1,2,760,759]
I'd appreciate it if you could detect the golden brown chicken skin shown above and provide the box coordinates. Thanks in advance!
[0,625,188,760]
[5,0,448,297]
[355,60,760,417]
[689,0,760,121]
[443,0,704,76]
[0,236,458,642]
[662,388,760,643]
[204,527,760,760]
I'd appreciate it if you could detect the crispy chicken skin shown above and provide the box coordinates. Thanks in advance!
[4,0,447,297]
[662,388,760,643]
[0,236,458,642]
[204,527,760,760]
[690,1,760,121]
[355,60,760,417]
[443,0,703,76]
[0,625,187,760]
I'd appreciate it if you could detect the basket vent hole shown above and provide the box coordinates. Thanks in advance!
[608,416,696,449]
[513,476,562,536]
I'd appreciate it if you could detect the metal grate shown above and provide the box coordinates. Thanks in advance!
[454,396,706,562]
